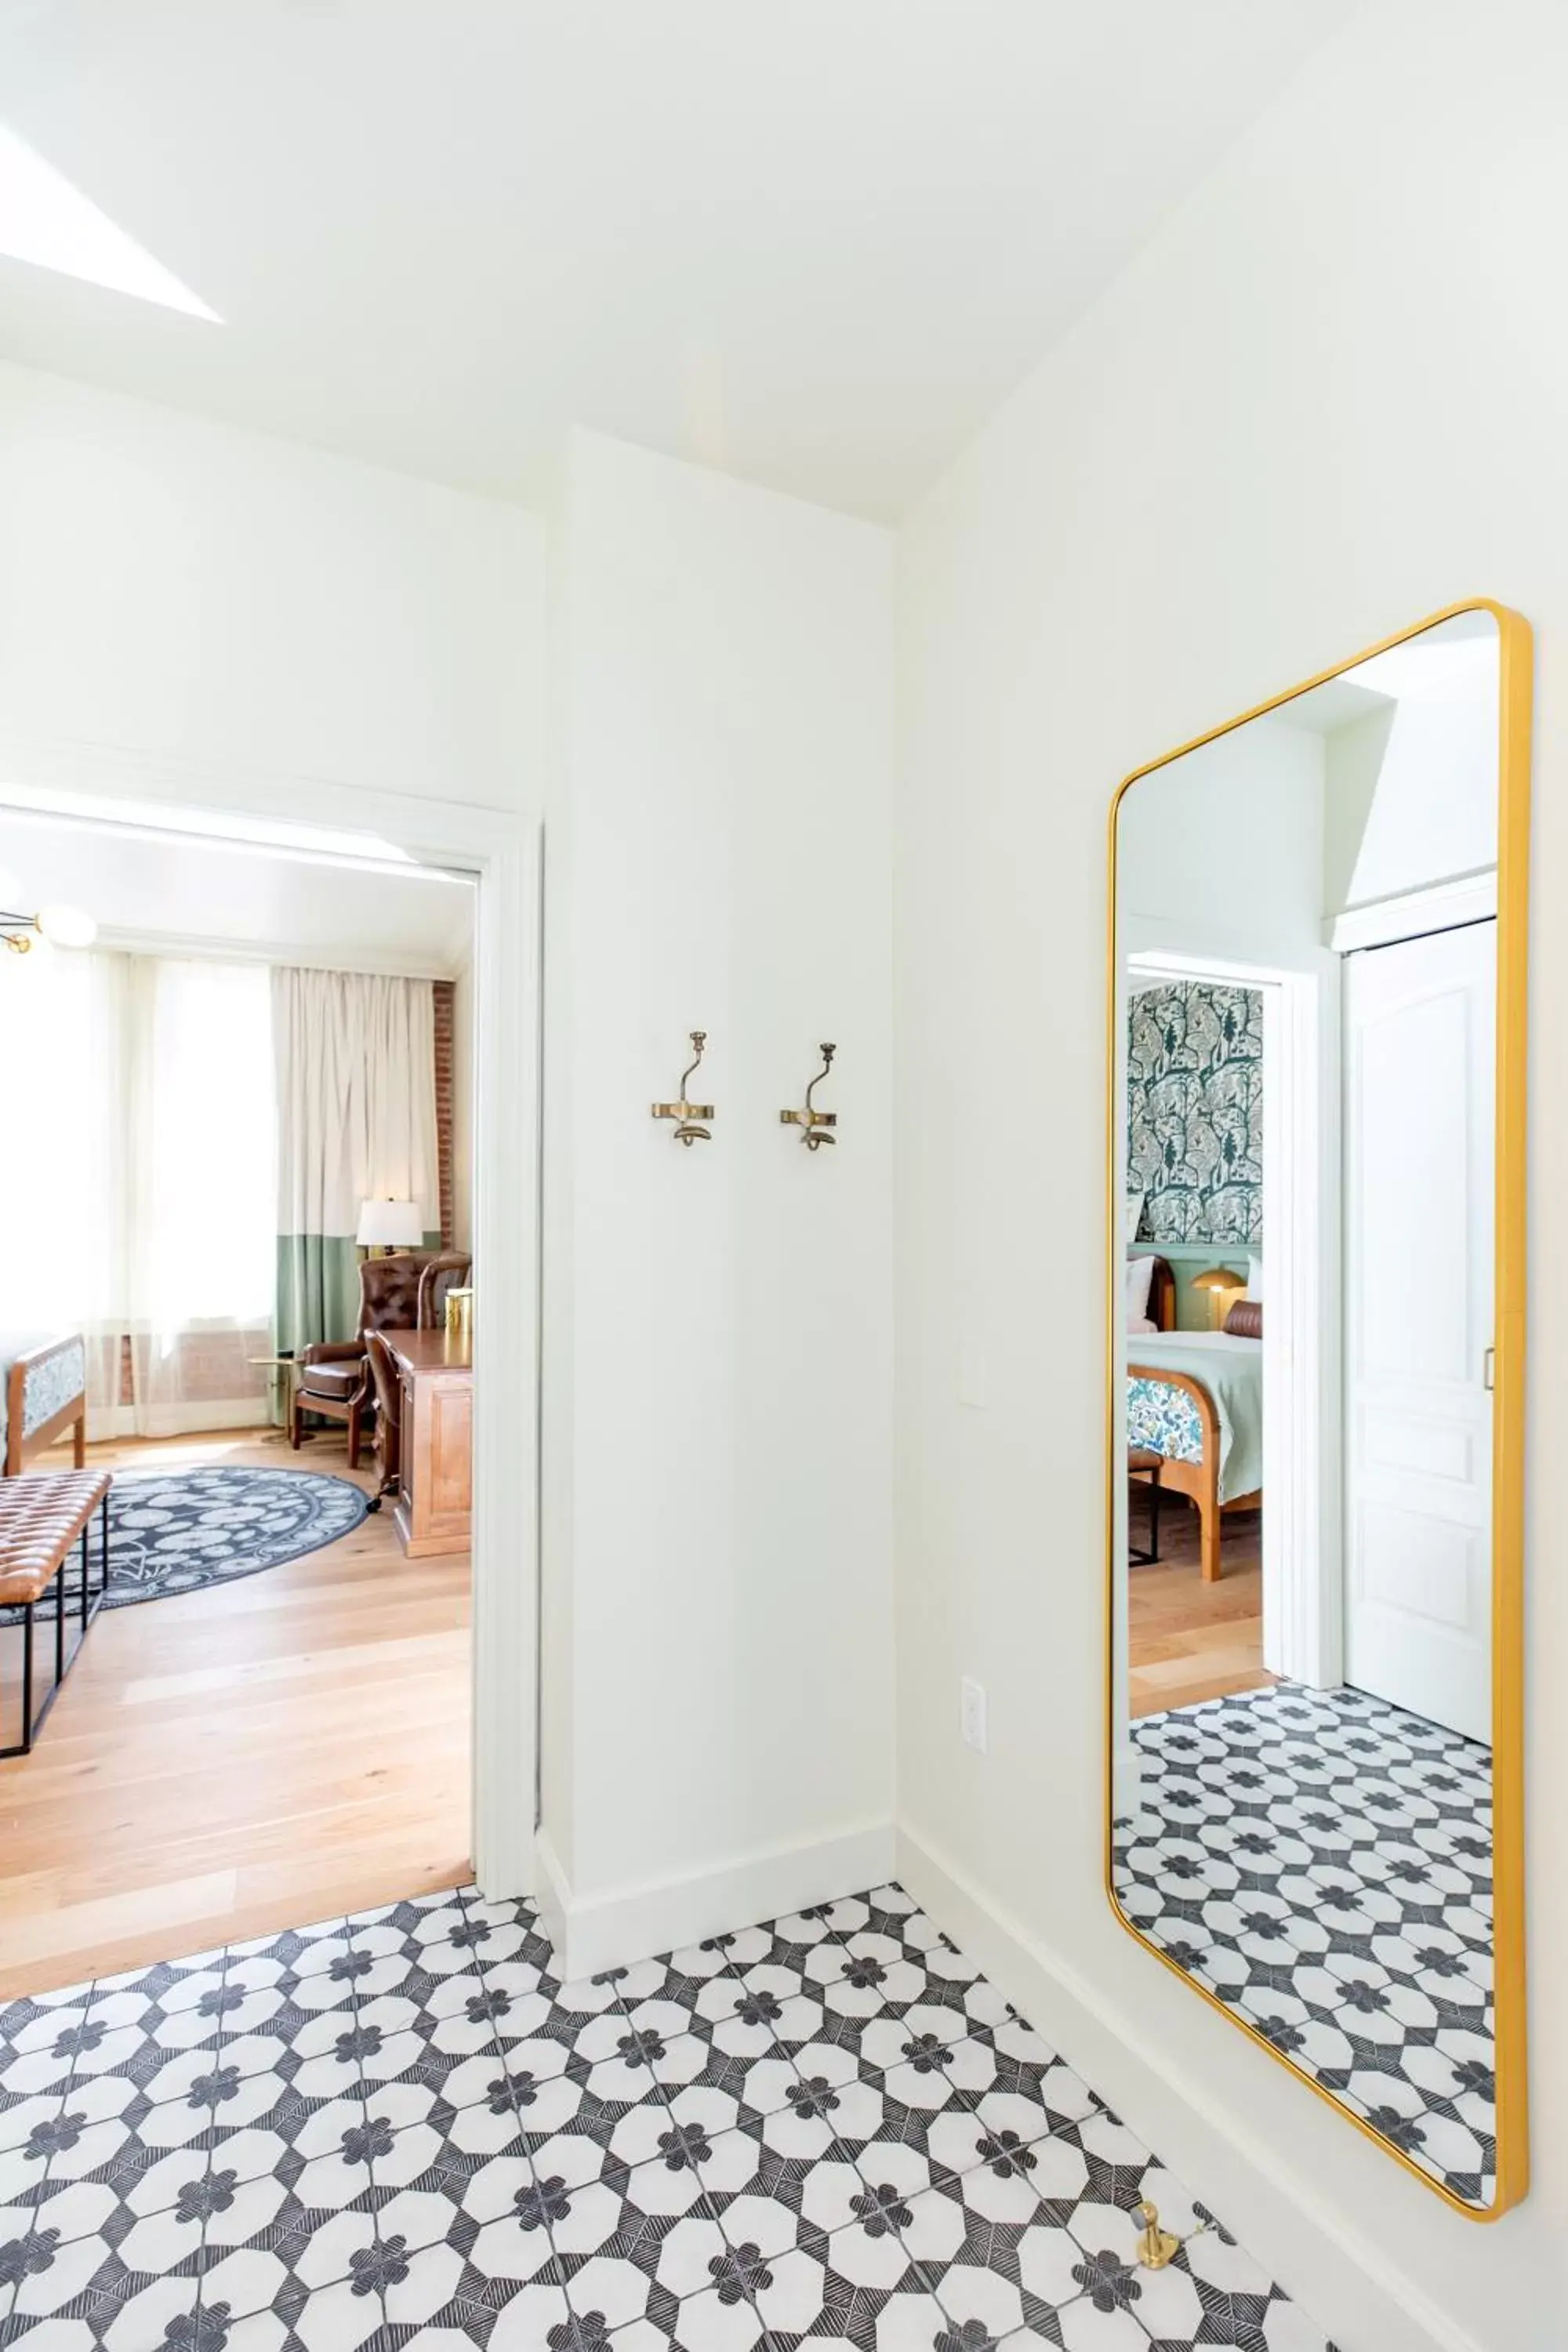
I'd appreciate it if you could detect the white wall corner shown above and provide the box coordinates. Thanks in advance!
[535,1818,896,1983]
[894,1823,1486,2352]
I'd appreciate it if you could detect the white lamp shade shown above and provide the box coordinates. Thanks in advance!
[356,1197,424,1248]
[34,901,97,949]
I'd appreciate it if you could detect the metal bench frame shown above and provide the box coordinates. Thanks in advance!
[2,1492,111,1759]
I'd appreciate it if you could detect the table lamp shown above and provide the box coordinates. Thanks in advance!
[356,1198,424,1256]
[1192,1263,1247,1330]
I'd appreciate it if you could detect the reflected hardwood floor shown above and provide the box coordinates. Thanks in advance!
[1128,1494,1273,1718]
[0,1428,469,1998]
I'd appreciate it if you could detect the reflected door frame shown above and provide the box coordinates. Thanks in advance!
[1123,939,1343,1690]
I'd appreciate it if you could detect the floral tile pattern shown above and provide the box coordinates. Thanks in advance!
[1113,1682,1494,2207]
[0,1882,1337,2350]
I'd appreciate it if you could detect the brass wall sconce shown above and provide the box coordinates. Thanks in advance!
[651,1030,716,1145]
[781,1042,837,1149]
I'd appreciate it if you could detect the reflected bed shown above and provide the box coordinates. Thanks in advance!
[1128,1254,1261,1580]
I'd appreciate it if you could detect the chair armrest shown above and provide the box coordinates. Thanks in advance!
[299,1341,367,1367]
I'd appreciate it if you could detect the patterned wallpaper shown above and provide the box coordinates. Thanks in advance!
[1127,981,1262,1246]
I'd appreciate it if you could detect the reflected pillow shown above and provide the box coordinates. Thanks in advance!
[1126,1255,1156,1328]
[1247,1253,1264,1300]
[1127,1314,1157,1336]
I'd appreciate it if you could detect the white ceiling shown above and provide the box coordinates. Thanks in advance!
[0,0,1359,521]
[0,808,474,975]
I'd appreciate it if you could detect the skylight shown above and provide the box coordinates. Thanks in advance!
[0,125,220,320]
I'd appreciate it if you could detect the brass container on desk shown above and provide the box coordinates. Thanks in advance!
[445,1287,474,1351]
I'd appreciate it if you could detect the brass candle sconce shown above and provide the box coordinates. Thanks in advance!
[651,1030,716,1146]
[781,1042,837,1149]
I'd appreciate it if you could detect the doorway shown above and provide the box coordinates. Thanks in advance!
[1123,946,1331,1713]
[0,773,539,1993]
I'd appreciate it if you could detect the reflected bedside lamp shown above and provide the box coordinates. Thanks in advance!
[1192,1263,1247,1330]
[356,1198,424,1258]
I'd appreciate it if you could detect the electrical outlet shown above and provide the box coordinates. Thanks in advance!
[960,1676,988,1755]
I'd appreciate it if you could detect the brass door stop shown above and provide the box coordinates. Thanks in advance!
[1132,2201,1178,2270]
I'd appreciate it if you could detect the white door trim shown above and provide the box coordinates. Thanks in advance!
[1127,948,1341,1689]
[0,733,542,1902]
[1327,871,1496,955]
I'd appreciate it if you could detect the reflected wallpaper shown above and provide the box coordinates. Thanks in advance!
[1127,981,1261,1246]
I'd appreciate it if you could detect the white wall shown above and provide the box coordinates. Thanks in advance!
[1121,714,1326,964]
[0,361,545,813]
[894,5,1563,2348]
[1323,644,1499,916]
[539,428,895,1972]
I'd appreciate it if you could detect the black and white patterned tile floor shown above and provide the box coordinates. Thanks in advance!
[1114,1682,1494,2207]
[0,1882,1337,2352]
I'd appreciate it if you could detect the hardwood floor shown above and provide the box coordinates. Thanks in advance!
[0,1428,469,1998]
[1127,1490,1274,1719]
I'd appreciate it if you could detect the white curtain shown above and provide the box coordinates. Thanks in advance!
[0,944,128,1420]
[0,946,276,1436]
[272,967,438,1351]
[127,958,277,1427]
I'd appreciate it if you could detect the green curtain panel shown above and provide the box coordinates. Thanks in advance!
[274,1235,363,1358]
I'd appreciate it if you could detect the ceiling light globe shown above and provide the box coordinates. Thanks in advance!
[35,901,97,949]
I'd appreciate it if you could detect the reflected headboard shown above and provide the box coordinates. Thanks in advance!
[1143,1255,1177,1332]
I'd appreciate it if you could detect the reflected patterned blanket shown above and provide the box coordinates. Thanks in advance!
[1127,1331,1262,1501]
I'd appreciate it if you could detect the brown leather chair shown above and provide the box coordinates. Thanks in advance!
[291,1254,421,1465]
[290,1251,473,1465]
[364,1330,402,1506]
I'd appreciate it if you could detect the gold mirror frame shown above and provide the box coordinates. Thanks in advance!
[1103,600,1530,2220]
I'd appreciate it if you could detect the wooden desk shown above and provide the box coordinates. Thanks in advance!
[383,1328,472,1558]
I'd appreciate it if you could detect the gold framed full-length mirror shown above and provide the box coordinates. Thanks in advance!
[1105,602,1530,2219]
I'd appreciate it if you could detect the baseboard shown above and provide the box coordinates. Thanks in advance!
[895,1823,1483,2352]
[535,1817,896,1981]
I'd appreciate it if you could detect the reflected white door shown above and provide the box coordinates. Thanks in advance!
[1344,922,1494,1742]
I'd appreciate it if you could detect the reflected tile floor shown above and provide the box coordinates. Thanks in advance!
[1115,1683,1494,2205]
[0,1882,1337,2351]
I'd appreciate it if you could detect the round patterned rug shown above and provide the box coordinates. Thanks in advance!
[0,1466,369,1621]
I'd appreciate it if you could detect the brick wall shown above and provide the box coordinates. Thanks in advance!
[434,978,456,1249]
[115,1328,270,1404]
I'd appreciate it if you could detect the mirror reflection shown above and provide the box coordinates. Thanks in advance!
[1112,611,1504,2210]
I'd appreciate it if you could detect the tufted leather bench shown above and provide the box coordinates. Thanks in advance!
[0,1468,112,1758]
